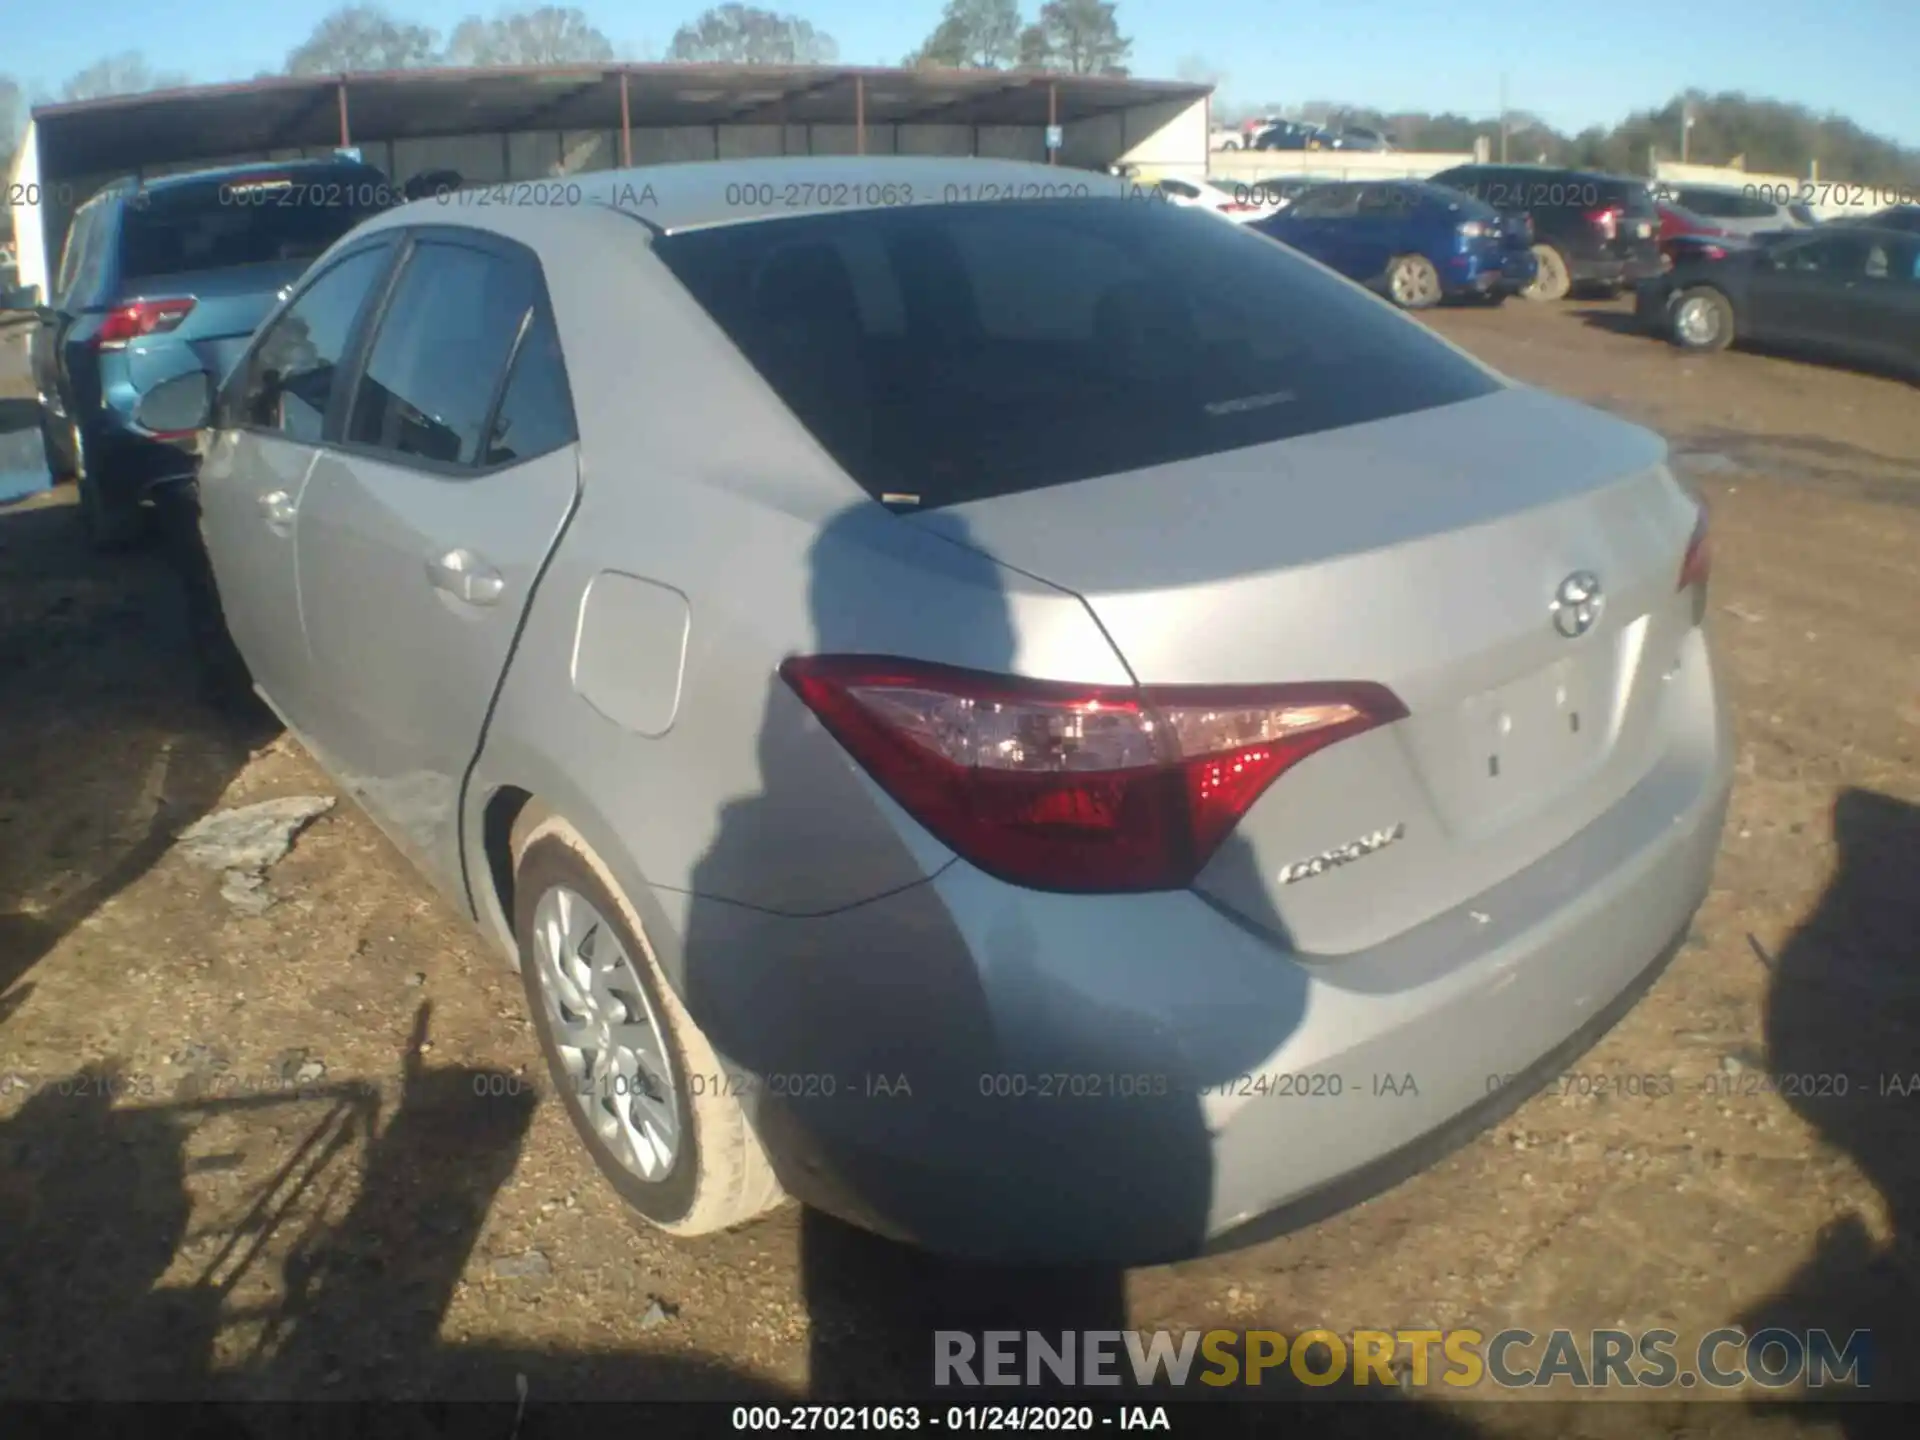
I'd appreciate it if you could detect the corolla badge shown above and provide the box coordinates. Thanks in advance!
[1278,822,1406,885]
[1551,570,1604,639]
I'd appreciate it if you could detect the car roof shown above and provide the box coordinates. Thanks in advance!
[369,155,1142,239]
[103,156,386,202]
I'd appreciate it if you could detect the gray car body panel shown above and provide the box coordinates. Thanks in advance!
[198,156,1735,1264]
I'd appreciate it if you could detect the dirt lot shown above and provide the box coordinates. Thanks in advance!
[1,298,1915,1434]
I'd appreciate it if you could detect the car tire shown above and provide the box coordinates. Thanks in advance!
[1522,245,1572,302]
[74,431,149,552]
[513,815,786,1237]
[1669,286,1735,353]
[38,404,79,484]
[1385,254,1443,310]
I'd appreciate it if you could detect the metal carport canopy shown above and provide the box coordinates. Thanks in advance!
[29,65,1213,180]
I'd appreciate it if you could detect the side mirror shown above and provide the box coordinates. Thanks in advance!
[1,283,43,314]
[134,369,215,437]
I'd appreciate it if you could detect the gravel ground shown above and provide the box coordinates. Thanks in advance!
[0,296,1914,1436]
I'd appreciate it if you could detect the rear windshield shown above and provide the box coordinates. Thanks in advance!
[120,169,394,281]
[652,199,1501,509]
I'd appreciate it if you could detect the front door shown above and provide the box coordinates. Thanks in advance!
[293,232,580,901]
[198,241,397,723]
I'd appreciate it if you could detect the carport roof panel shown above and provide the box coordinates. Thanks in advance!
[31,66,1213,178]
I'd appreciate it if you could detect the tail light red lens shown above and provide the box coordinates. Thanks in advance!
[1585,205,1621,242]
[781,656,1408,893]
[96,298,196,351]
[1678,504,1711,592]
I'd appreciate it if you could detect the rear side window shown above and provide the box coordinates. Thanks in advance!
[120,171,392,281]
[236,244,392,443]
[347,240,533,468]
[654,198,1501,509]
[481,308,577,467]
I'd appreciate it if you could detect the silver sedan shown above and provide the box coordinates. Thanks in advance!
[143,154,1733,1265]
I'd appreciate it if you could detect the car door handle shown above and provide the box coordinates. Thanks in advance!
[257,489,297,529]
[426,549,506,606]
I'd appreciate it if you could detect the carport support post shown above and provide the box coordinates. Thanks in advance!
[336,76,351,148]
[619,70,632,167]
[1047,81,1057,165]
[855,76,866,155]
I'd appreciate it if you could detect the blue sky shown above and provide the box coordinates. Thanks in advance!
[7,0,1917,146]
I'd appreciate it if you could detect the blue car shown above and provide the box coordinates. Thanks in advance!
[1253,179,1540,310]
[5,157,398,547]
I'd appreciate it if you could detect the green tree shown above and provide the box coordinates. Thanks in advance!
[907,0,1022,68]
[1020,0,1129,75]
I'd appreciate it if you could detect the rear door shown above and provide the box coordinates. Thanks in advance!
[199,239,398,723]
[1272,184,1361,273]
[292,229,580,900]
[1346,185,1411,282]
[1746,232,1874,346]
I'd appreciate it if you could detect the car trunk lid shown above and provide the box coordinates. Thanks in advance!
[912,385,1702,954]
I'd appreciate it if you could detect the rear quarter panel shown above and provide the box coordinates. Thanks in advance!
[459,205,1129,990]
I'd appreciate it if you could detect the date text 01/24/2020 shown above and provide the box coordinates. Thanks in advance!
[730,1405,1172,1431]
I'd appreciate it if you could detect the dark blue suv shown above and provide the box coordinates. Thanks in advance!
[7,157,397,547]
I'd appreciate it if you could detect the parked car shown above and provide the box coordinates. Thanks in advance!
[144,155,1731,1266]
[1845,204,1920,233]
[1254,120,1332,152]
[1253,179,1537,307]
[1655,200,1740,268]
[1326,125,1393,152]
[1427,164,1663,301]
[1655,184,1818,236]
[0,157,399,548]
[1138,173,1278,223]
[1243,175,1323,210]
[1637,225,1918,374]
[1210,128,1244,152]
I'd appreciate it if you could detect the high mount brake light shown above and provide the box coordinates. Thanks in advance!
[1678,504,1711,592]
[781,656,1408,893]
[96,298,196,351]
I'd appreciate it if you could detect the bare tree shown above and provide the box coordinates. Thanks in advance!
[445,6,616,66]
[666,4,838,64]
[1020,0,1130,75]
[286,6,443,75]
[59,52,191,103]
[1,75,24,175]
[907,0,1022,68]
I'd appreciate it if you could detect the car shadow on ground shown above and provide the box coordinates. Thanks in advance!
[1571,305,1653,340]
[1737,787,1920,1430]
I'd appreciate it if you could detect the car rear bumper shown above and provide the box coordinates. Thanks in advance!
[1442,250,1538,295]
[1568,251,1665,287]
[723,628,1735,1265]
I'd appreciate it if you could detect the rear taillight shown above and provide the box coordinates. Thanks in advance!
[1585,205,1621,242]
[781,656,1407,893]
[1457,220,1490,239]
[1699,243,1728,260]
[96,298,196,351]
[1221,202,1257,213]
[1678,505,1711,592]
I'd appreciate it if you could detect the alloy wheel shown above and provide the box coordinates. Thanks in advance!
[531,884,682,1181]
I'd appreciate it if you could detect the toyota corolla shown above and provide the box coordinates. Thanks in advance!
[141,155,1733,1266]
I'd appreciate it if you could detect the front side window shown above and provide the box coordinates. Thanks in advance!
[235,244,392,444]
[347,240,533,468]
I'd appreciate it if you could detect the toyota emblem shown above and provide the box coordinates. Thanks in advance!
[1551,571,1603,639]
